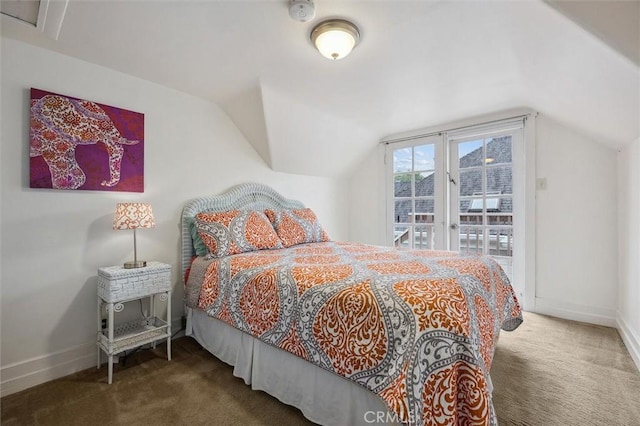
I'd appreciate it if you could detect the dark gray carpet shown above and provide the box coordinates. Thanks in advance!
[2,312,639,425]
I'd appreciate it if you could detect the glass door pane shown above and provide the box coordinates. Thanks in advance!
[392,141,437,249]
[449,134,515,280]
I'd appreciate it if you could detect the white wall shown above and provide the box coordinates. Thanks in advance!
[617,138,640,370]
[348,145,386,246]
[535,116,618,325]
[0,37,348,395]
[348,114,620,327]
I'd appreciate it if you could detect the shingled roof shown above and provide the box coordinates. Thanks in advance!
[394,136,513,221]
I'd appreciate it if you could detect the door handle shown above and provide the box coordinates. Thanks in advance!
[450,223,458,230]
[447,171,457,185]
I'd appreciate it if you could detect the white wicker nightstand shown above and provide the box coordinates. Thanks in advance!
[96,261,172,384]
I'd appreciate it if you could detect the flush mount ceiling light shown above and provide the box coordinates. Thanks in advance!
[310,19,360,60]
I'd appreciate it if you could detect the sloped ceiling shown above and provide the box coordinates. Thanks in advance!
[2,1,638,178]
[546,0,639,66]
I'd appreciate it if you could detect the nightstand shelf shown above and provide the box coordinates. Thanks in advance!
[98,317,168,355]
[96,261,172,384]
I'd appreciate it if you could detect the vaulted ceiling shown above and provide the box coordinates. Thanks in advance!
[2,0,638,178]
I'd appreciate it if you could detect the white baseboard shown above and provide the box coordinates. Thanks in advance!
[0,341,97,397]
[534,297,617,327]
[1,316,186,397]
[617,316,640,372]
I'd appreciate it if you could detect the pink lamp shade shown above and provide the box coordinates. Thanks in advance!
[113,203,155,268]
[113,203,156,230]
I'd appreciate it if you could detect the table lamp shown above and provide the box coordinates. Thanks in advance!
[113,202,156,268]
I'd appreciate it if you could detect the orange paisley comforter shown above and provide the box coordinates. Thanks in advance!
[185,241,522,425]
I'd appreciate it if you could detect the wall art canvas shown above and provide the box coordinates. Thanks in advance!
[29,88,144,192]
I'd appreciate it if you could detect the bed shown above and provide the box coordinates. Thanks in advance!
[181,182,522,426]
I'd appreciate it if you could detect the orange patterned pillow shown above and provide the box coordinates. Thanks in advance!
[194,210,283,258]
[264,208,330,248]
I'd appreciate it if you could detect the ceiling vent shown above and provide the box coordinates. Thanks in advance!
[1,0,40,26]
[0,0,68,40]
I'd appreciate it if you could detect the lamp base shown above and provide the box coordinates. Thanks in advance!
[124,260,147,269]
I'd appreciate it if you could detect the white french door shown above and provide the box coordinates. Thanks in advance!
[387,135,445,251]
[447,123,524,284]
[386,117,527,299]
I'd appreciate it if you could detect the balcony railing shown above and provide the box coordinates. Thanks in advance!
[459,226,513,257]
[394,214,513,257]
[394,226,435,250]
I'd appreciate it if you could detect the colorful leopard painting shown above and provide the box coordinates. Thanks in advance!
[29,89,144,192]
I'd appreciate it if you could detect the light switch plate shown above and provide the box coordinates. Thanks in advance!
[536,178,547,190]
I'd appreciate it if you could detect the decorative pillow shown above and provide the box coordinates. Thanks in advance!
[264,208,330,248]
[194,210,283,258]
[187,217,209,257]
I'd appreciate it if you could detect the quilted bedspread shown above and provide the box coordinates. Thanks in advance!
[185,241,522,425]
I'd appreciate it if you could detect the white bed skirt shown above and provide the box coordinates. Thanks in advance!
[187,308,400,426]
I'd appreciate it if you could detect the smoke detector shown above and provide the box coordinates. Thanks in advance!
[289,0,316,23]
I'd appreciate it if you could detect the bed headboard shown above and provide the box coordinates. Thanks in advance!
[180,182,305,280]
